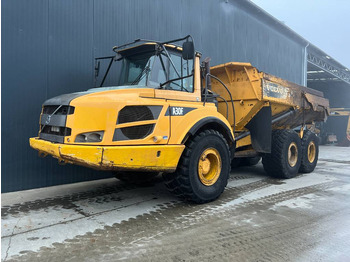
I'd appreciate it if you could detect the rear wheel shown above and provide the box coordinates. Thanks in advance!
[299,131,319,173]
[163,130,231,203]
[114,171,159,185]
[262,130,301,178]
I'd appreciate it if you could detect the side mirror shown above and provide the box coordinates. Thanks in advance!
[182,41,194,60]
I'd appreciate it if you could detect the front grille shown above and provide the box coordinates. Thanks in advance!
[40,125,72,136]
[42,105,75,115]
[113,124,155,141]
[39,105,74,143]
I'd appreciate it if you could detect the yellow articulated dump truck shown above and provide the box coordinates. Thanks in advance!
[30,36,329,203]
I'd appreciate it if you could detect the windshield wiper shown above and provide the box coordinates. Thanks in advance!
[159,74,193,92]
[130,65,151,85]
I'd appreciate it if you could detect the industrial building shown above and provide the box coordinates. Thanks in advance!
[2,0,350,192]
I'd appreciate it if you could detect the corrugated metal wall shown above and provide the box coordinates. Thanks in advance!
[308,82,350,108]
[2,0,305,192]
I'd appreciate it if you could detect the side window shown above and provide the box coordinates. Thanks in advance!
[127,62,143,83]
[181,55,193,92]
[149,56,167,87]
[168,53,193,92]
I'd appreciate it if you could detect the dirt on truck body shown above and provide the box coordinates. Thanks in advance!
[30,36,329,203]
[210,63,329,168]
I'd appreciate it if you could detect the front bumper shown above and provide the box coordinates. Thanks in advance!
[29,137,185,172]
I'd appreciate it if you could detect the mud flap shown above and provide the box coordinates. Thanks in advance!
[246,106,272,153]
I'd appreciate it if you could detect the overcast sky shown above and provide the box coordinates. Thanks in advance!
[250,0,350,68]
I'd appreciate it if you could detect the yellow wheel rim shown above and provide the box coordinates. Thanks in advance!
[307,141,316,163]
[288,142,298,167]
[198,148,222,186]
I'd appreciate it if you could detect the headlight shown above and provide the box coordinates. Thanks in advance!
[75,131,104,142]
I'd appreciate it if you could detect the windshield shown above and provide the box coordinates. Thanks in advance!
[116,50,194,92]
[118,52,153,86]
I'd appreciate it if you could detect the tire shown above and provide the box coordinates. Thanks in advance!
[114,171,159,185]
[299,131,319,173]
[241,156,261,166]
[262,130,301,179]
[163,130,231,203]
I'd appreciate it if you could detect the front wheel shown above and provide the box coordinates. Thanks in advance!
[163,130,231,203]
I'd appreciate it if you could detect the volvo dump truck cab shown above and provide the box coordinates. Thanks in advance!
[30,36,329,203]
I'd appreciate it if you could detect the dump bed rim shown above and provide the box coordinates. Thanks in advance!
[210,63,325,98]
[210,62,253,71]
[263,73,324,97]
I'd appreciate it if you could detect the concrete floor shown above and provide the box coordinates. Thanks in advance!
[2,145,350,261]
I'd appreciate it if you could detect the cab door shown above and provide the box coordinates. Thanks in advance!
[154,51,199,102]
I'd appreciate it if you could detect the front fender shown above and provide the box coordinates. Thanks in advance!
[185,116,234,143]
[168,104,234,145]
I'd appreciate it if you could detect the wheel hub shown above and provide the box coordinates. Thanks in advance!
[307,141,316,163]
[198,148,222,186]
[288,142,298,167]
[201,158,211,175]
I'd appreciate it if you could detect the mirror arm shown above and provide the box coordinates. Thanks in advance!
[94,61,100,88]
[100,57,114,87]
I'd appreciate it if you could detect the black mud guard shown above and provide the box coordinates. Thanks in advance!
[184,117,234,148]
[245,106,272,153]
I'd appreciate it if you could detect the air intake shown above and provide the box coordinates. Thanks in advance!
[113,124,155,141]
[117,106,162,124]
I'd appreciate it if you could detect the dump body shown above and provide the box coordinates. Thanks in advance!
[210,62,329,152]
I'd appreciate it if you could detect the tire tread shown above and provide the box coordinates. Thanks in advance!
[262,129,301,179]
[163,130,230,203]
[299,131,319,173]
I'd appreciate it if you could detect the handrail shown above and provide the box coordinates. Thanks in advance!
[204,73,236,135]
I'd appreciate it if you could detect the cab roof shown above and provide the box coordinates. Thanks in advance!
[115,42,201,57]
